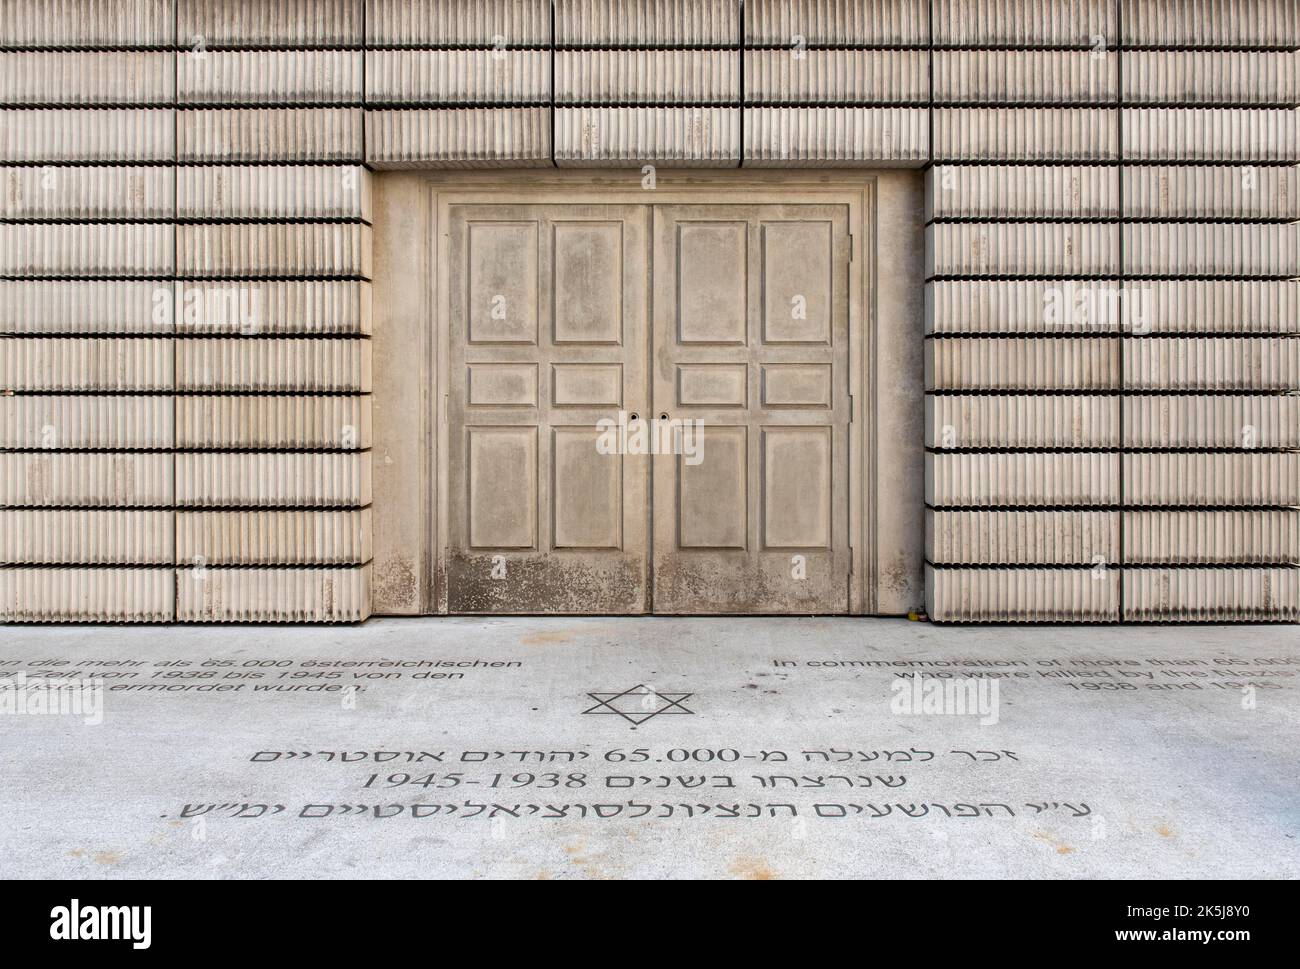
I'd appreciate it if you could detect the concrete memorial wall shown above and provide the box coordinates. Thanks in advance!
[0,1,1296,622]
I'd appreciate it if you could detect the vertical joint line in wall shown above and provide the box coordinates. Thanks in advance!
[927,0,934,163]
[1115,0,1124,620]
[737,0,744,168]
[361,0,367,163]
[172,0,180,619]
[549,0,556,168]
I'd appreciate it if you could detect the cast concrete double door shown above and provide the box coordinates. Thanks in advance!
[447,202,854,615]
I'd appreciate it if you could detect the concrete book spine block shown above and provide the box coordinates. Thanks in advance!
[0,167,175,221]
[1122,166,1300,221]
[1124,511,1300,566]
[1124,337,1300,392]
[924,565,1120,623]
[1124,453,1300,507]
[0,281,173,335]
[2,337,174,393]
[926,337,1119,391]
[0,453,174,507]
[1123,224,1300,278]
[0,510,174,566]
[931,50,1118,105]
[1122,51,1300,106]
[926,394,1119,449]
[925,452,1121,507]
[1144,281,1299,335]
[0,0,174,48]
[0,568,174,623]
[177,0,362,47]
[743,49,928,105]
[176,338,371,393]
[1123,569,1300,623]
[1123,395,1300,449]
[0,110,175,164]
[926,222,1119,277]
[173,280,372,336]
[179,109,364,163]
[1122,109,1299,163]
[0,224,174,278]
[933,108,1119,161]
[0,52,175,106]
[0,395,174,450]
[743,0,930,46]
[742,107,929,166]
[554,0,739,46]
[927,510,1119,566]
[926,165,1119,220]
[174,452,371,508]
[931,0,1116,47]
[365,108,552,168]
[177,166,372,221]
[175,510,371,566]
[366,0,552,46]
[556,106,741,166]
[177,50,364,105]
[175,395,371,450]
[556,50,738,105]
[368,50,551,105]
[926,279,1125,334]
[1121,0,1300,48]
[175,563,371,623]
[178,223,373,279]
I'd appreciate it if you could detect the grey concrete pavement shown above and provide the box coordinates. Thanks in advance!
[1,618,1297,879]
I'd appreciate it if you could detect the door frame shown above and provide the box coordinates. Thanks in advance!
[402,170,917,616]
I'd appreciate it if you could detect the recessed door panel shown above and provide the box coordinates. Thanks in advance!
[651,204,852,614]
[447,204,650,614]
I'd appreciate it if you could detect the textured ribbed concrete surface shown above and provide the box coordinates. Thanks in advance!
[1,0,1296,624]
[2,617,1297,878]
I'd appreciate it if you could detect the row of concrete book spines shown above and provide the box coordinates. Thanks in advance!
[0,509,372,565]
[2,565,1296,623]
[7,335,1300,393]
[924,338,1300,391]
[2,162,1297,220]
[8,222,1300,280]
[1,0,1295,49]
[0,394,372,449]
[0,452,374,506]
[3,507,1298,567]
[926,509,1300,566]
[0,564,372,623]
[8,392,1296,450]
[924,564,1300,623]
[2,452,1299,509]
[1,108,1298,165]
[924,452,1300,506]
[1,49,1297,106]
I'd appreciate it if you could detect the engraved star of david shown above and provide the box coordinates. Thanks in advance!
[582,685,695,727]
